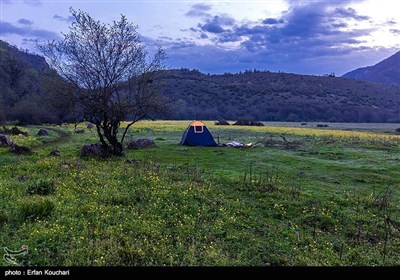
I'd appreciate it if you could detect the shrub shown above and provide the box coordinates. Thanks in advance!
[19,196,55,220]
[215,119,230,125]
[26,179,55,196]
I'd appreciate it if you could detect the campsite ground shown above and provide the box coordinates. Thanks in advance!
[1,121,400,266]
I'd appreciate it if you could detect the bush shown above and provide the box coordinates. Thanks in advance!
[26,180,55,196]
[233,118,264,126]
[19,197,55,220]
[215,119,230,125]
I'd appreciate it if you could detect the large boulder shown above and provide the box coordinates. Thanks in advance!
[80,143,113,157]
[0,134,13,147]
[127,138,156,150]
[9,144,32,155]
[37,129,50,136]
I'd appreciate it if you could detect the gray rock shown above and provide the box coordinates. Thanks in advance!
[48,150,60,157]
[37,129,50,136]
[9,144,32,155]
[80,143,112,157]
[0,134,13,147]
[127,138,156,150]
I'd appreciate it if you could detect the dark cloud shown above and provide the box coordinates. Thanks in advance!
[198,15,236,34]
[17,18,33,25]
[331,22,348,28]
[390,29,400,35]
[0,21,61,40]
[185,3,212,18]
[169,0,383,75]
[333,7,369,21]
[53,14,75,23]
[188,0,373,54]
[262,18,284,25]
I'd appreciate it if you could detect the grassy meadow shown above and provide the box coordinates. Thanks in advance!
[1,120,400,266]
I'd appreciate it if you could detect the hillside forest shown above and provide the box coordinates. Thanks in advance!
[1,40,400,125]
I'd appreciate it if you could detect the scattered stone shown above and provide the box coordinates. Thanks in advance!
[87,123,94,129]
[37,129,50,136]
[9,144,32,155]
[127,138,156,150]
[215,119,230,125]
[0,134,13,147]
[395,127,400,133]
[61,164,69,169]
[17,175,28,182]
[75,129,85,134]
[48,150,60,157]
[301,122,307,125]
[80,143,113,157]
[316,124,329,128]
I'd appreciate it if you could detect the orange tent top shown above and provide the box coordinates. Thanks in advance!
[190,120,205,127]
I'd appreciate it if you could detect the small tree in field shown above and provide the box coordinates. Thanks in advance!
[39,8,167,155]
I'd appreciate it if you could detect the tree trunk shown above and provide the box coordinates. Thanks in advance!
[103,125,124,156]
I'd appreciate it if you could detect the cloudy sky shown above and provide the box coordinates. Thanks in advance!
[1,0,400,75]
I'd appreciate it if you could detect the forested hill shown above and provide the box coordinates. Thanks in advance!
[1,38,400,124]
[160,69,400,122]
[0,40,59,124]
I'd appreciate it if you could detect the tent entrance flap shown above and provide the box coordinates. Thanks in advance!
[194,125,203,133]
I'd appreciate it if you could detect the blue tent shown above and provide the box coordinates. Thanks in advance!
[180,120,217,146]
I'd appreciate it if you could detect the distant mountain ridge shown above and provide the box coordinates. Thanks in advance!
[342,51,400,85]
[160,69,400,122]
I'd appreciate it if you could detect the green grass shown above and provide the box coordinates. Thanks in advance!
[1,121,400,266]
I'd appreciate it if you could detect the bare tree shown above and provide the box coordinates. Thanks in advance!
[39,8,167,155]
